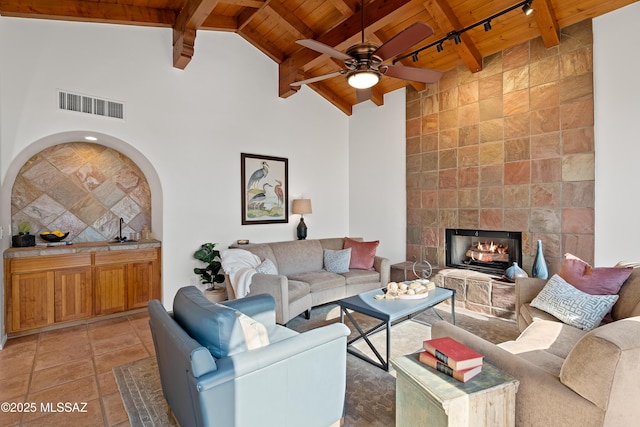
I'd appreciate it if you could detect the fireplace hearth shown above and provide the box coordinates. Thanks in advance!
[445,229,523,277]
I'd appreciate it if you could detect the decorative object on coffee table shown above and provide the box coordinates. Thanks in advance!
[531,240,548,280]
[505,262,528,281]
[292,198,312,240]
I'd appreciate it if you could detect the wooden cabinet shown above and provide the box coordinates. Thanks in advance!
[94,248,160,315]
[5,246,161,334]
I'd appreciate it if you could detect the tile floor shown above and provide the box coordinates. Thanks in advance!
[0,312,154,427]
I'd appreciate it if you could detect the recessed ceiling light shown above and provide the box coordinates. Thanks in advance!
[84,136,98,141]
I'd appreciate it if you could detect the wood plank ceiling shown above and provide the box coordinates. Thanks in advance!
[0,0,636,115]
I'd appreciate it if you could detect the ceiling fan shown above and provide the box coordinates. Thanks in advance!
[291,1,443,101]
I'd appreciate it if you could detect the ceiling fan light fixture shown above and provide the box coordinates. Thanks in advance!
[347,70,380,89]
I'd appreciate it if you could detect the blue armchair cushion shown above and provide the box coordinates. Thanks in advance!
[173,286,268,358]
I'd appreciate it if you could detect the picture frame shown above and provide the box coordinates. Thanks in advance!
[241,153,288,225]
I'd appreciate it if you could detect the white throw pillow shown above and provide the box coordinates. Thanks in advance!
[324,248,352,274]
[256,258,278,275]
[531,274,618,331]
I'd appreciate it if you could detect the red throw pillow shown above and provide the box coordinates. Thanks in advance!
[343,237,379,270]
[559,253,633,295]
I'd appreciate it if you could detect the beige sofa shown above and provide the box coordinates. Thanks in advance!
[234,238,390,325]
[432,261,640,427]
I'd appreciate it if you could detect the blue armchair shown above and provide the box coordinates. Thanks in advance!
[148,286,350,427]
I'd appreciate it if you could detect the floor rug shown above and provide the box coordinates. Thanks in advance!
[114,304,519,427]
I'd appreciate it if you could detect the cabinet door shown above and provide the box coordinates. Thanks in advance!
[127,261,159,309]
[54,267,93,322]
[94,264,127,315]
[11,271,55,331]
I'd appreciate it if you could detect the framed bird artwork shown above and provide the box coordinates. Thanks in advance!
[241,153,289,225]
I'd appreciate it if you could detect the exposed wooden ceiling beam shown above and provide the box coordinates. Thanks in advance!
[0,0,175,27]
[533,0,560,47]
[278,0,416,98]
[173,0,221,69]
[267,1,315,40]
[200,14,237,31]
[423,0,482,73]
[327,0,355,18]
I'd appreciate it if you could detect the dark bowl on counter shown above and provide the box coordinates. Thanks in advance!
[40,232,69,242]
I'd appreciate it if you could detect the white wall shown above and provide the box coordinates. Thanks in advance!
[593,2,640,265]
[0,18,352,342]
[349,90,406,263]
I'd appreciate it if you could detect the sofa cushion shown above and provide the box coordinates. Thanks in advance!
[559,253,633,295]
[560,317,640,410]
[288,271,345,292]
[612,261,640,321]
[324,248,351,274]
[344,237,379,270]
[341,269,381,286]
[288,280,311,303]
[531,274,618,331]
[270,240,324,276]
[499,320,586,361]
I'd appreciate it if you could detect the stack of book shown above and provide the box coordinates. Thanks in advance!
[419,337,484,382]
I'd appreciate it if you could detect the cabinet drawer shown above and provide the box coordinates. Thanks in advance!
[94,248,159,265]
[10,253,91,274]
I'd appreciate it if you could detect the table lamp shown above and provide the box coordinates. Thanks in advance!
[292,199,312,240]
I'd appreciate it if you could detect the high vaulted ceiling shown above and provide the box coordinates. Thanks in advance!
[1,0,636,114]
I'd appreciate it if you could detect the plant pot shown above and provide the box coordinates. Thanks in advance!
[12,233,35,247]
[204,286,227,303]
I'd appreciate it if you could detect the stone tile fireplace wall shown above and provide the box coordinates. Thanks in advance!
[11,142,151,243]
[406,20,595,277]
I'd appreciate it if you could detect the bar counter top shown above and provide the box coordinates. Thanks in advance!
[4,239,162,258]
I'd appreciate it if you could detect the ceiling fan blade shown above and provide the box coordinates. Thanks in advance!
[373,22,435,61]
[290,71,344,86]
[356,88,372,103]
[296,39,353,61]
[380,64,442,84]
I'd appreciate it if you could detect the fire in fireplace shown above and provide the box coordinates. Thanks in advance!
[445,229,523,277]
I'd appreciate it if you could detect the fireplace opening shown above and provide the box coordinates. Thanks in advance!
[445,229,523,277]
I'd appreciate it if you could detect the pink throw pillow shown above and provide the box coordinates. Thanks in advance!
[344,237,379,270]
[559,253,632,295]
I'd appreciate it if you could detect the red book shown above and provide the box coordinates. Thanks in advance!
[423,337,483,371]
[419,351,482,382]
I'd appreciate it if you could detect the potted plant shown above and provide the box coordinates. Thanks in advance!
[193,243,227,302]
[12,221,35,247]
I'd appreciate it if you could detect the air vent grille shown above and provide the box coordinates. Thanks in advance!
[58,90,125,120]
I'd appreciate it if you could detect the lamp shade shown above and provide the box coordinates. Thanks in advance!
[292,199,312,215]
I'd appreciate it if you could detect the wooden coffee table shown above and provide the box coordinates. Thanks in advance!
[337,286,455,371]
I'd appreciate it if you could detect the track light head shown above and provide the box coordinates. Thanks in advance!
[484,20,492,32]
[412,53,419,62]
[522,1,533,16]
[436,43,443,53]
[453,33,461,44]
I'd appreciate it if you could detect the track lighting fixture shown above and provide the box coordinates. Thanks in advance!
[394,0,535,64]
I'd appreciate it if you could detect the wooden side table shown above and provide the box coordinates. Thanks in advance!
[391,353,518,427]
